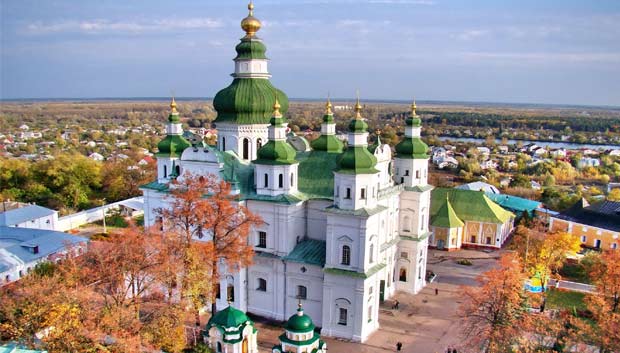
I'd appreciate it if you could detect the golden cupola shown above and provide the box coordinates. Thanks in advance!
[241,1,261,37]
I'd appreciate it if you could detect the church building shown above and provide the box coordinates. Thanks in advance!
[142,2,431,343]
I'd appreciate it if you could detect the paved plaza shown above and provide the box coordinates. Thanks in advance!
[252,249,500,353]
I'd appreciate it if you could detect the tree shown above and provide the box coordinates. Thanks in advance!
[579,250,620,353]
[459,253,528,352]
[157,172,262,322]
[608,188,620,202]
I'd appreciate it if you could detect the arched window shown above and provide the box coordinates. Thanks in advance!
[257,138,262,150]
[341,245,351,266]
[278,174,283,188]
[227,284,235,302]
[403,216,411,232]
[264,173,268,188]
[243,138,250,159]
[216,342,222,353]
[297,285,307,299]
[222,136,226,151]
[290,173,294,187]
[175,165,180,176]
[257,278,267,292]
[399,268,407,282]
[369,244,375,264]
[163,165,167,178]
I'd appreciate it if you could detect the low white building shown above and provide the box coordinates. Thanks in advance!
[578,157,601,169]
[0,203,59,231]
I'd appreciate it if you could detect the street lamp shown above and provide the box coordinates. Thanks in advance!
[101,198,107,234]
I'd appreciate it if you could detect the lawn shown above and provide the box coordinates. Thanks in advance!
[545,289,586,311]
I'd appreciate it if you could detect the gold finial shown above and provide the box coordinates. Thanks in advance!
[170,96,178,114]
[241,1,261,37]
[411,97,417,116]
[354,91,362,120]
[325,94,333,115]
[273,94,282,117]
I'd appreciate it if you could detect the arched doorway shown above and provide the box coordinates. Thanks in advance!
[399,268,407,282]
[242,338,248,353]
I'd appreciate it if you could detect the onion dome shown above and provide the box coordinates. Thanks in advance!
[157,99,191,157]
[208,305,252,329]
[255,99,298,165]
[214,80,289,125]
[336,96,378,174]
[311,97,344,153]
[395,99,429,159]
[241,2,261,38]
[285,304,315,333]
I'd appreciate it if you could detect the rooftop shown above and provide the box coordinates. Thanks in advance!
[0,204,56,227]
[554,199,620,232]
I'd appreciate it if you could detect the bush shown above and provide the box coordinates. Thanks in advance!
[456,259,473,266]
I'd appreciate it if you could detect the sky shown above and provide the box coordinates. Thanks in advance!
[1,0,619,106]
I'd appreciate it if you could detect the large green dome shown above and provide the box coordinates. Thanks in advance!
[285,307,315,333]
[395,137,429,159]
[337,146,378,174]
[213,78,289,125]
[235,38,267,60]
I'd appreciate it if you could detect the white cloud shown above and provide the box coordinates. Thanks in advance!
[461,51,620,64]
[453,29,488,41]
[25,18,224,35]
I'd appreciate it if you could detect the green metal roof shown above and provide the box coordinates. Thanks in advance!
[431,188,514,224]
[157,134,191,157]
[207,305,252,329]
[255,140,299,165]
[0,345,47,353]
[431,198,464,228]
[395,137,429,159]
[310,134,344,153]
[336,146,379,174]
[296,150,339,199]
[213,78,289,125]
[323,204,388,217]
[234,38,267,60]
[485,193,541,215]
[285,307,316,333]
[283,239,326,266]
[324,263,386,279]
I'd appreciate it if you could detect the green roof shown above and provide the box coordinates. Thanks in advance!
[431,188,514,224]
[324,263,386,279]
[168,111,180,123]
[296,150,340,199]
[157,134,191,157]
[285,307,316,333]
[213,78,289,125]
[234,38,267,60]
[336,146,378,174]
[310,134,344,153]
[406,116,421,127]
[207,305,251,329]
[431,198,464,228]
[283,239,326,266]
[255,140,299,165]
[395,137,429,159]
[0,345,47,353]
[485,193,541,215]
[324,204,388,217]
[348,118,368,133]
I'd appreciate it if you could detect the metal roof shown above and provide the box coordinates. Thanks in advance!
[0,205,56,227]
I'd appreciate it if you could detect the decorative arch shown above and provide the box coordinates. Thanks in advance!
[399,267,407,282]
[242,138,250,160]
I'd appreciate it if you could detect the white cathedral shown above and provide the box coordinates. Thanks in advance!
[142,2,432,343]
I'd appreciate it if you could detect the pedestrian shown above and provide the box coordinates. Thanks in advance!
[393,300,399,309]
[435,288,439,295]
[396,342,403,351]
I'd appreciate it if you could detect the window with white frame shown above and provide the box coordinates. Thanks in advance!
[341,245,351,265]
[297,285,307,299]
[258,231,267,248]
[338,308,347,325]
[257,278,267,291]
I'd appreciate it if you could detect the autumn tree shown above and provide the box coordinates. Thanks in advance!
[459,253,528,353]
[157,172,262,322]
[578,250,620,353]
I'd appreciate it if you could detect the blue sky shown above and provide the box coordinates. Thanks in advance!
[1,0,619,106]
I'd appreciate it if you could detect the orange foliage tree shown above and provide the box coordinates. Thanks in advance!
[459,253,528,353]
[157,172,262,318]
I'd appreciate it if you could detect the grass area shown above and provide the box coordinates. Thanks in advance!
[546,289,586,311]
[559,262,591,284]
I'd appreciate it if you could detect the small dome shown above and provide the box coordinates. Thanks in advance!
[241,2,261,37]
[348,118,368,133]
[285,305,315,333]
[255,140,298,165]
[235,39,267,60]
[157,135,191,157]
[406,117,421,127]
[208,306,251,329]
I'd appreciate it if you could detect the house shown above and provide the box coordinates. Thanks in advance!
[476,147,491,156]
[0,203,59,231]
[480,159,497,170]
[456,181,500,194]
[429,188,515,250]
[550,199,620,251]
[609,149,620,157]
[0,226,87,285]
[551,149,567,158]
[577,157,600,169]
[436,156,458,169]
[88,152,104,161]
[530,180,542,190]
[498,145,509,154]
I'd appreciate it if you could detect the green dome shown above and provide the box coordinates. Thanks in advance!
[208,306,251,329]
[337,146,378,174]
[406,117,421,127]
[213,78,289,125]
[348,118,368,133]
[285,308,315,333]
[235,38,267,60]
[255,140,298,165]
[311,135,343,153]
[323,113,334,124]
[157,134,191,157]
[168,112,180,123]
[395,137,429,159]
